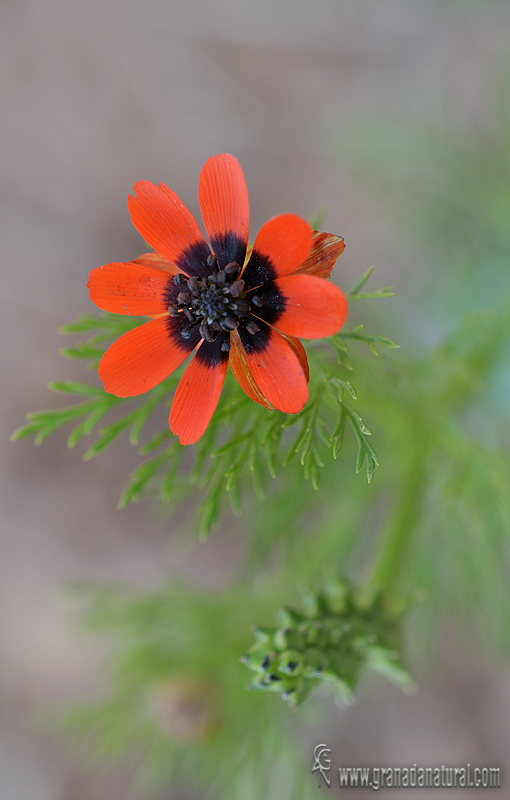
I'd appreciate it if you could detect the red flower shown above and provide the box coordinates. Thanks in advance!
[88,154,348,445]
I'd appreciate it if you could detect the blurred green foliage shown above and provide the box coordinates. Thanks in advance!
[59,579,336,799]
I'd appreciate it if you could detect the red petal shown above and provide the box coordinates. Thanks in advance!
[238,321,309,413]
[294,231,345,278]
[132,252,181,275]
[198,154,249,268]
[229,329,275,410]
[270,274,348,339]
[98,316,198,397]
[242,214,313,289]
[277,330,310,383]
[169,339,229,445]
[128,181,211,277]
[88,262,172,316]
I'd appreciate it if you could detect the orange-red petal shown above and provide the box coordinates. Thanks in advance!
[98,316,200,397]
[132,252,181,275]
[169,338,229,445]
[237,321,309,413]
[198,154,249,268]
[229,329,275,410]
[88,261,173,316]
[294,231,345,279]
[276,330,310,383]
[127,181,212,277]
[242,214,313,290]
[266,274,348,339]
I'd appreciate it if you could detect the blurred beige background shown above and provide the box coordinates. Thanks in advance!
[2,0,510,797]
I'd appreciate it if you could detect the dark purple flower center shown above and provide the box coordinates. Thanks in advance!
[169,256,262,345]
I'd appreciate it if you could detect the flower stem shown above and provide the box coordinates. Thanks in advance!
[368,447,426,597]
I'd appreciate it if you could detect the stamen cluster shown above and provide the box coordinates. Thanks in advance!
[168,257,261,348]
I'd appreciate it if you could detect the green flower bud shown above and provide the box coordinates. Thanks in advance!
[252,626,276,643]
[284,677,321,707]
[280,675,306,699]
[278,607,306,628]
[297,620,322,645]
[241,643,275,673]
[323,577,351,615]
[319,617,350,646]
[242,578,413,708]
[302,590,329,618]
[302,647,326,676]
[273,627,305,651]
[277,650,304,675]
[263,673,295,693]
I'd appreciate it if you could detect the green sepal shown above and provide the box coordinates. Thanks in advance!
[273,628,305,651]
[278,607,306,628]
[276,650,305,676]
[252,626,276,643]
[240,642,276,673]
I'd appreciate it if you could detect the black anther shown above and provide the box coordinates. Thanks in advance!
[228,279,245,297]
[221,317,239,330]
